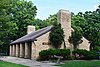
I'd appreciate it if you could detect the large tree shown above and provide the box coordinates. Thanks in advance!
[8,0,37,40]
[83,10,100,50]
[71,5,100,50]
[0,0,16,54]
[0,0,37,55]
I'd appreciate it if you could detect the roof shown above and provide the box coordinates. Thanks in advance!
[10,26,52,45]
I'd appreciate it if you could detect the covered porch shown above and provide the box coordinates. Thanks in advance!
[10,42,33,59]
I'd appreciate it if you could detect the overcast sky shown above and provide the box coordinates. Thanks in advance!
[27,0,100,20]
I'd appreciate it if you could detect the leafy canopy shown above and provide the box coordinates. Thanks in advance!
[49,22,64,48]
[8,0,37,39]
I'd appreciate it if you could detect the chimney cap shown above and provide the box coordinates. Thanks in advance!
[28,25,35,27]
[58,9,70,14]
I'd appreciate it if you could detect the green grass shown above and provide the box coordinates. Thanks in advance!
[0,61,28,67]
[56,60,100,67]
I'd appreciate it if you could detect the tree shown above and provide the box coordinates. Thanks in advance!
[49,22,64,49]
[69,26,83,49]
[82,7,100,50]
[0,0,37,55]
[0,0,16,54]
[33,19,42,30]
[8,0,37,40]
[44,14,57,25]
[41,14,57,28]
[0,0,11,43]
[70,14,85,49]
[71,5,100,50]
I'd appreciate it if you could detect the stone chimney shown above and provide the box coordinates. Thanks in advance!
[27,25,35,34]
[57,9,71,48]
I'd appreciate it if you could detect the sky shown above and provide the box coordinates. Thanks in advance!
[28,0,100,20]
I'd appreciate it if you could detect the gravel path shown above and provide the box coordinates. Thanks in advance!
[0,56,59,67]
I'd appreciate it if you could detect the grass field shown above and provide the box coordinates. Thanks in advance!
[56,60,100,67]
[0,61,28,67]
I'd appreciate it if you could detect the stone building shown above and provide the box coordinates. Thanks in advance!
[9,9,90,59]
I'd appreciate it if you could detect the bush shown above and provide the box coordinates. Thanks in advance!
[72,49,99,60]
[39,49,71,60]
[39,49,99,60]
[93,46,100,52]
[39,50,51,60]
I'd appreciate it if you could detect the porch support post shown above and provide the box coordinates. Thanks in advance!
[16,44,20,57]
[20,43,25,58]
[31,42,36,59]
[24,42,29,58]
[10,45,13,56]
[12,45,16,56]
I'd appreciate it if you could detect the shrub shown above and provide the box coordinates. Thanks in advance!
[93,46,100,52]
[73,49,88,55]
[85,50,99,60]
[72,49,99,60]
[39,50,51,60]
[39,49,71,60]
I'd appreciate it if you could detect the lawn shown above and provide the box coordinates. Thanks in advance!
[0,61,28,67]
[56,60,100,67]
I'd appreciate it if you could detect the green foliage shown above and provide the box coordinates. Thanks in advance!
[71,5,100,50]
[43,14,57,25]
[82,10,100,50]
[49,23,64,48]
[70,13,86,49]
[0,0,12,40]
[93,46,100,52]
[33,19,42,29]
[33,14,57,29]
[8,0,37,39]
[0,0,16,55]
[0,0,37,55]
[36,14,57,29]
[73,49,99,60]
[39,50,51,60]
[87,50,99,60]
[73,49,88,55]
[69,26,83,49]
[39,49,70,60]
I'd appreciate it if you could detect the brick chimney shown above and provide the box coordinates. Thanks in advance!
[27,25,35,34]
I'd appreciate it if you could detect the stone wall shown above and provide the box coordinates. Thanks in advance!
[78,37,90,51]
[31,32,51,59]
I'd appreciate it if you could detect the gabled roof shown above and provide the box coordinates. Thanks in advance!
[10,26,52,45]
